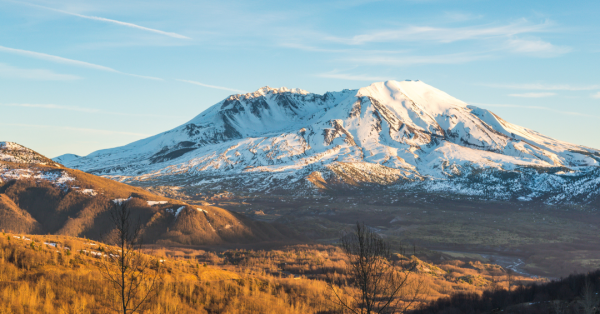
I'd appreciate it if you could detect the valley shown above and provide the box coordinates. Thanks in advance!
[155,188,600,279]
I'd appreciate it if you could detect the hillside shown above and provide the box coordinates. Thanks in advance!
[0,231,544,313]
[1,142,62,167]
[0,142,293,245]
[55,81,600,204]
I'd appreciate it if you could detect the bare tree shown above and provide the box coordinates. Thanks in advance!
[506,269,514,292]
[579,276,599,314]
[100,201,161,314]
[551,300,569,314]
[326,222,424,314]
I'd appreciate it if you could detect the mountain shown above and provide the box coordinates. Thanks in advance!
[0,142,293,243]
[55,81,600,204]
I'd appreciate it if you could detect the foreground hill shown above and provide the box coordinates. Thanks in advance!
[0,142,292,244]
[0,231,544,313]
[56,80,600,204]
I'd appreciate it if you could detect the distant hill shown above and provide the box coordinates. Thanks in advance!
[0,142,294,244]
[1,141,62,167]
[55,81,600,204]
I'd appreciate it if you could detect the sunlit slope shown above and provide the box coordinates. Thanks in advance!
[1,143,293,244]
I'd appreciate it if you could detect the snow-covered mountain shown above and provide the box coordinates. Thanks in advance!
[55,81,600,204]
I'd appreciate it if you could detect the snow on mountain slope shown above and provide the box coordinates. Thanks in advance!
[1,142,62,167]
[53,153,80,165]
[55,81,600,204]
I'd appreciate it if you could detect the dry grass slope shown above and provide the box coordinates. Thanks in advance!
[0,161,295,246]
[0,232,549,313]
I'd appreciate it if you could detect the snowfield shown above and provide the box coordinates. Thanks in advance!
[53,81,600,204]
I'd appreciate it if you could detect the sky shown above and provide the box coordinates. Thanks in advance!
[1,0,599,158]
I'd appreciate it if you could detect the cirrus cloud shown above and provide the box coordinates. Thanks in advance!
[176,79,246,93]
[504,38,571,57]
[482,83,600,91]
[0,63,80,80]
[0,45,162,80]
[325,19,554,45]
[18,1,190,39]
[508,92,556,98]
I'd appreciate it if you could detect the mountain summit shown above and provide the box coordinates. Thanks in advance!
[56,80,600,203]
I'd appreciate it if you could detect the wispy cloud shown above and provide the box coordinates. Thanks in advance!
[508,92,556,98]
[472,103,600,119]
[481,83,600,91]
[326,20,553,45]
[280,43,355,53]
[177,79,245,93]
[316,70,391,81]
[21,2,190,39]
[0,45,162,80]
[0,123,150,137]
[2,103,185,119]
[3,103,98,113]
[292,19,569,63]
[0,63,80,80]
[504,38,570,57]
[592,92,600,99]
[443,11,484,22]
[346,52,488,66]
[280,42,410,54]
[0,45,115,71]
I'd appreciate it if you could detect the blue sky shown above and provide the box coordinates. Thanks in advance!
[1,0,599,158]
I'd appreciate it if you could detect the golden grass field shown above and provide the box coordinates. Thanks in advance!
[0,230,543,313]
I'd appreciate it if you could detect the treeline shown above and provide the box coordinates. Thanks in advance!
[415,270,600,314]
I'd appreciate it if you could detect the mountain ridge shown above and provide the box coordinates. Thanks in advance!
[1,142,294,244]
[54,80,600,204]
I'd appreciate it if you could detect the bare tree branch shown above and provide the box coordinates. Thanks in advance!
[98,201,161,314]
[323,222,426,314]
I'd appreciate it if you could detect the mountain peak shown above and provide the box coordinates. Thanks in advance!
[357,80,469,114]
[247,86,309,98]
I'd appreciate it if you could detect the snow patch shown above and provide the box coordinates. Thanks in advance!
[147,200,168,206]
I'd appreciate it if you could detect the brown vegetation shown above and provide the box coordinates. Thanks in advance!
[0,231,543,313]
[0,161,295,246]
[0,233,333,313]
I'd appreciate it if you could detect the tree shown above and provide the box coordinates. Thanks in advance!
[506,269,514,292]
[579,276,599,314]
[326,222,424,314]
[99,201,160,314]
